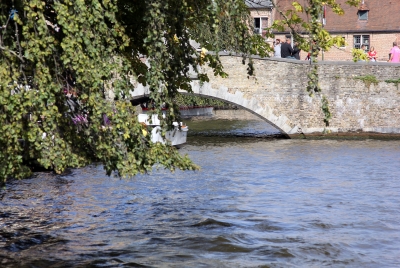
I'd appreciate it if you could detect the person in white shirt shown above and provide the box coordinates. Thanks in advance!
[273,39,281,58]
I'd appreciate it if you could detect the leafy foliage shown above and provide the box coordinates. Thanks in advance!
[0,0,266,183]
[351,48,369,62]
[191,0,272,59]
[385,78,400,86]
[354,75,379,87]
[321,95,332,126]
[1,0,362,182]
[174,94,232,109]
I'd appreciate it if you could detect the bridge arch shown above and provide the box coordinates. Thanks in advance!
[185,82,294,137]
[130,92,291,137]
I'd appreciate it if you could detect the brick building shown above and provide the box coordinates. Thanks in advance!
[246,0,273,37]
[253,0,400,61]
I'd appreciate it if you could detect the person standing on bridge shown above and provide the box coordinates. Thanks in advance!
[293,41,301,60]
[389,42,400,63]
[281,38,294,59]
[273,39,281,58]
[368,46,377,62]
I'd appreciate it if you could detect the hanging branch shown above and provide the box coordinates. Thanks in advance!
[0,44,25,62]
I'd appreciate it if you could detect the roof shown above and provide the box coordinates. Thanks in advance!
[358,2,369,11]
[273,0,400,33]
[245,0,273,9]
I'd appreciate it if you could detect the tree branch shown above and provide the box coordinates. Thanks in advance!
[14,17,27,83]
[1,16,11,42]
[0,45,25,62]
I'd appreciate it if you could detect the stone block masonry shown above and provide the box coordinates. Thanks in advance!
[191,55,400,137]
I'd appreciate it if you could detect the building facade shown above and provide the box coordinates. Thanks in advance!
[253,0,400,61]
[246,0,273,37]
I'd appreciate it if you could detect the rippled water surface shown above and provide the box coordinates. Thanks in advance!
[1,120,400,267]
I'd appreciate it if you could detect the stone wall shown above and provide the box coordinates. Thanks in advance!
[213,109,262,121]
[190,55,400,137]
[186,109,263,121]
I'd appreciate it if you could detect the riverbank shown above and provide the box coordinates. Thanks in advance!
[290,132,400,140]
[186,109,400,140]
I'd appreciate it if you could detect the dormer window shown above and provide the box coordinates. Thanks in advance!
[358,10,368,20]
[358,1,369,20]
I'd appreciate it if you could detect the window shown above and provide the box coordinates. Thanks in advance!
[358,10,368,20]
[254,17,268,35]
[354,35,370,51]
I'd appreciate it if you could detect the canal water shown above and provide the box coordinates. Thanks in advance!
[1,119,400,267]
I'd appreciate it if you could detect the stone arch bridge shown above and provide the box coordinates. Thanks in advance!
[131,56,400,138]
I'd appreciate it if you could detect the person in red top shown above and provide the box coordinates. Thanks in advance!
[368,46,377,62]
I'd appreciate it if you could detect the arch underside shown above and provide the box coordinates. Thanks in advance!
[178,92,289,137]
[188,81,296,137]
[130,81,297,138]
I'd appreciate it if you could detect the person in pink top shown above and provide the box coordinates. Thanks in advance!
[389,42,400,62]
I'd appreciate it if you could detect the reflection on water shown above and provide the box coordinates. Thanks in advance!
[1,120,400,267]
[187,119,282,137]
